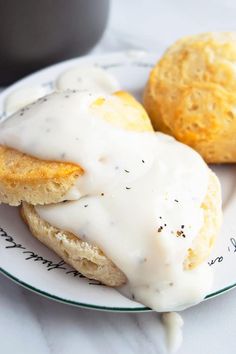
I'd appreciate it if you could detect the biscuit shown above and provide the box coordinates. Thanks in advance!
[0,91,152,206]
[144,32,236,163]
[21,169,221,286]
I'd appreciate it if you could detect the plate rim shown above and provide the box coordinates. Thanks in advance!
[1,266,236,312]
[0,267,150,312]
[0,50,235,312]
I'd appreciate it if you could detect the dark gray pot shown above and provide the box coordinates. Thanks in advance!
[0,0,110,85]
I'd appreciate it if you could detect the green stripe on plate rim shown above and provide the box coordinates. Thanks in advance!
[0,266,235,312]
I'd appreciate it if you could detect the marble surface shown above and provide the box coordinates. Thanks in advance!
[1,0,236,353]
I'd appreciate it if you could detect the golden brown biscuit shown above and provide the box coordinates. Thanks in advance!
[144,32,236,163]
[0,91,152,206]
[21,169,221,286]
[0,146,83,206]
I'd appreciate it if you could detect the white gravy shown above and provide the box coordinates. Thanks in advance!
[0,90,212,312]
[4,86,46,116]
[56,65,120,94]
[162,312,184,353]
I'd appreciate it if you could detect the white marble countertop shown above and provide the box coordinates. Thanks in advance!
[1,1,236,353]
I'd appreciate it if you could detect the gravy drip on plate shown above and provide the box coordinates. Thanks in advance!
[4,86,47,116]
[56,65,120,94]
[0,90,212,312]
[162,312,184,353]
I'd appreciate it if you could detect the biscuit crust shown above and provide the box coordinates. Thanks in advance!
[0,145,83,206]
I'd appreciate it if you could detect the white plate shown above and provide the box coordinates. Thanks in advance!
[0,52,236,312]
